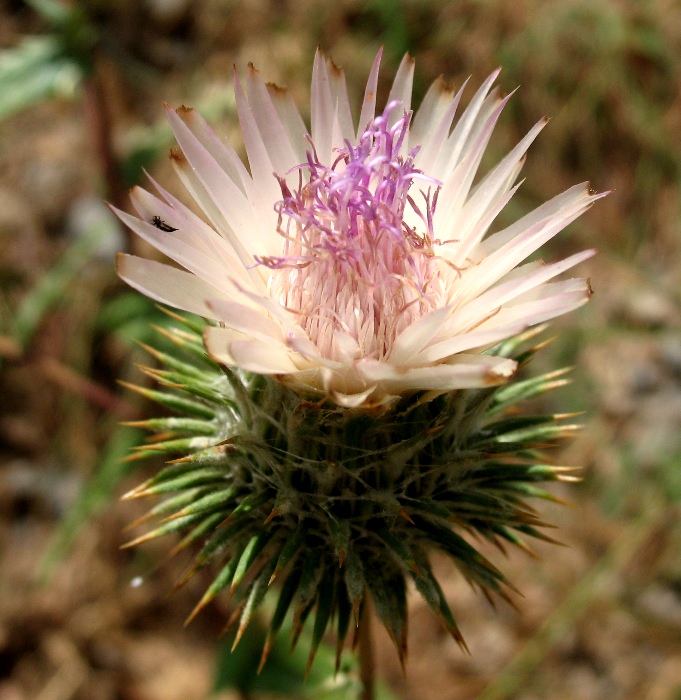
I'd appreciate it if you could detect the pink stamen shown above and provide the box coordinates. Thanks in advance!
[259,102,446,361]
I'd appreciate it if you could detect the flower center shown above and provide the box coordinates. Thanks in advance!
[259,102,445,361]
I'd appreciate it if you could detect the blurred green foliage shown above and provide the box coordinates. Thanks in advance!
[37,423,144,580]
[0,0,98,120]
[214,616,398,699]
[0,35,81,120]
[12,207,118,349]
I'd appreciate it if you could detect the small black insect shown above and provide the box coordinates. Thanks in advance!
[151,215,178,232]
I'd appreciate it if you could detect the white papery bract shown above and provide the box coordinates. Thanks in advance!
[116,49,604,407]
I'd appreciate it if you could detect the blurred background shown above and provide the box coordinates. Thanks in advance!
[1,0,680,698]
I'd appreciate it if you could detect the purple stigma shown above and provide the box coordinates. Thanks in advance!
[260,101,445,360]
[260,102,442,275]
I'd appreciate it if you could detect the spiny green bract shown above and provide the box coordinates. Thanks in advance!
[122,311,579,673]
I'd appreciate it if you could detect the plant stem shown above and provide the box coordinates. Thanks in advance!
[358,596,376,700]
[82,51,133,248]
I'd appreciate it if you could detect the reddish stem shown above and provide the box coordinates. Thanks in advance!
[82,52,133,247]
[358,597,376,700]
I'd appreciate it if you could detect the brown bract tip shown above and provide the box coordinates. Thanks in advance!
[485,365,517,386]
[169,147,186,165]
[397,509,414,525]
[258,638,273,674]
[327,56,344,77]
[266,81,288,96]
[263,508,279,525]
[155,306,188,323]
[434,74,455,96]
[114,251,125,274]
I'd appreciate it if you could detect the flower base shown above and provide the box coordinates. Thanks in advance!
[122,312,579,672]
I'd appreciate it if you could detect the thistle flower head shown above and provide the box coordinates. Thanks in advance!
[115,50,605,408]
[117,51,604,672]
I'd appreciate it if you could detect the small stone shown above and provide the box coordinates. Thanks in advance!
[143,0,192,24]
[630,364,661,395]
[637,583,681,627]
[65,196,126,262]
[658,334,681,377]
[621,290,679,329]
